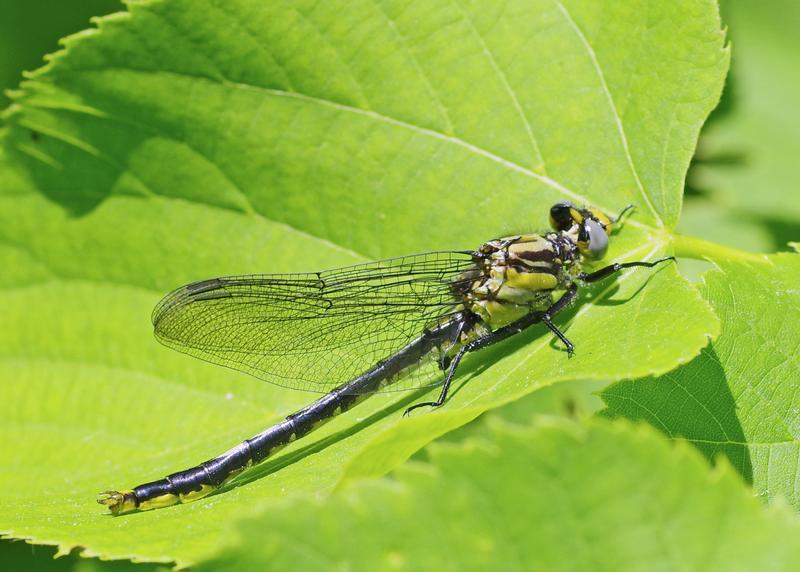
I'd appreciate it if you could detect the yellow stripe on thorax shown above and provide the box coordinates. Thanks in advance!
[504,268,558,291]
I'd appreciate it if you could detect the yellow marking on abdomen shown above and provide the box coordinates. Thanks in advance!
[179,484,215,503]
[138,492,180,511]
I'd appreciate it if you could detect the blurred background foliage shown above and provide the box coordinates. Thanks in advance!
[0,0,797,569]
[679,0,800,253]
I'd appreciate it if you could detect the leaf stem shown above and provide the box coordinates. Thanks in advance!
[670,233,768,263]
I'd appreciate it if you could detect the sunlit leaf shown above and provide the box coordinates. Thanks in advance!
[0,0,727,565]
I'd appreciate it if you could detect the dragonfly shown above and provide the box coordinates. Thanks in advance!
[98,201,672,514]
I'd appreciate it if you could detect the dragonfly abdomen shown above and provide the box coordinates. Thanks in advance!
[99,321,460,514]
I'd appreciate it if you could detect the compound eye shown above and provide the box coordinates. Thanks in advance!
[585,218,609,259]
[550,201,577,231]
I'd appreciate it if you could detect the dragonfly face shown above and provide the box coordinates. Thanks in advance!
[549,200,614,260]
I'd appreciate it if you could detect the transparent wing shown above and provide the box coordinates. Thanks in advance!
[152,251,478,393]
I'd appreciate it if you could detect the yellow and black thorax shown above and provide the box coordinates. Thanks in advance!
[458,232,579,330]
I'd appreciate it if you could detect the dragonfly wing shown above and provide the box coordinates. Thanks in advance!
[152,251,477,392]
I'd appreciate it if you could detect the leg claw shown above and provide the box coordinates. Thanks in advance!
[403,402,437,417]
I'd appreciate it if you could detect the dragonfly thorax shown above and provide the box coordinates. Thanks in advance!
[464,232,579,330]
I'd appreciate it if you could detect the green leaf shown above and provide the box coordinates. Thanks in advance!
[198,419,800,571]
[0,0,727,565]
[601,253,800,507]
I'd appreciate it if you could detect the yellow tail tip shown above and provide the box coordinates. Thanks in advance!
[97,490,137,515]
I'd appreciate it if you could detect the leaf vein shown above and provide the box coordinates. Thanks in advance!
[368,0,456,134]
[449,0,546,171]
[554,0,661,226]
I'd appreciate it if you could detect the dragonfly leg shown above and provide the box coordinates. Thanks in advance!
[613,203,635,225]
[436,314,473,371]
[539,283,578,357]
[579,257,675,283]
[404,346,468,416]
[403,285,579,415]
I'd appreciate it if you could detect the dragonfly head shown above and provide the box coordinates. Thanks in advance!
[549,201,618,261]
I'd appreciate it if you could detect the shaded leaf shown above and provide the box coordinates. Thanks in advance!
[602,253,800,507]
[0,0,122,110]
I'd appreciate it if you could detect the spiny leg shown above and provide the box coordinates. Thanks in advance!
[539,257,673,358]
[614,204,635,224]
[539,283,578,357]
[436,316,472,371]
[544,257,674,355]
[579,257,675,283]
[404,285,579,415]
[403,258,674,416]
[404,345,468,416]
